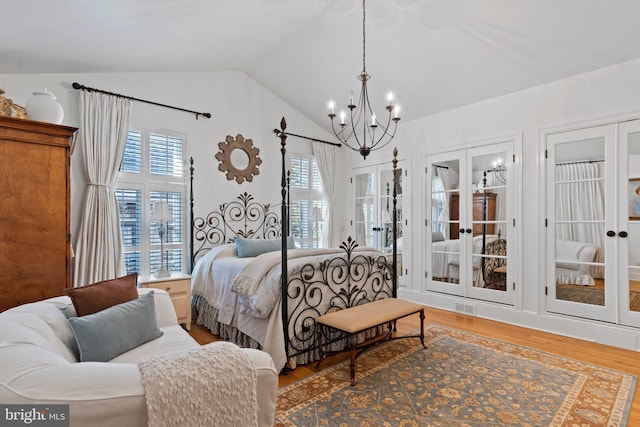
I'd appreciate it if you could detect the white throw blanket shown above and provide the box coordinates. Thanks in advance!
[139,342,258,427]
[232,246,381,298]
[232,248,341,297]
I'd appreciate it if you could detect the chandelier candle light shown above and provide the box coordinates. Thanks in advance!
[150,201,173,278]
[491,158,507,185]
[328,0,400,159]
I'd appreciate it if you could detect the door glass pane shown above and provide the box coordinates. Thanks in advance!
[554,138,606,305]
[379,169,394,250]
[431,159,460,283]
[471,151,508,290]
[354,172,375,247]
[628,132,640,311]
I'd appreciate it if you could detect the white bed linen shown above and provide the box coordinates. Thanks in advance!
[431,235,497,282]
[191,244,249,324]
[191,244,386,372]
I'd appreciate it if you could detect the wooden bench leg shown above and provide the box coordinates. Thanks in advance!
[349,344,356,386]
[419,308,426,348]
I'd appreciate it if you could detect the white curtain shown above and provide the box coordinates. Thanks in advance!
[436,167,452,238]
[354,173,370,246]
[74,91,132,287]
[555,162,605,278]
[312,141,338,247]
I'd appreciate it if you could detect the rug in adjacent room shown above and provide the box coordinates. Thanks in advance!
[276,324,636,426]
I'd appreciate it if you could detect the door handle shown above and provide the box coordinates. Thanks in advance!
[459,228,466,234]
[466,228,472,234]
[607,230,616,237]
[619,231,628,238]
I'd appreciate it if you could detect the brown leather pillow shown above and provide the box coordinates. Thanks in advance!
[65,273,139,316]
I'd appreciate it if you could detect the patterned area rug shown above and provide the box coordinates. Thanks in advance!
[276,325,636,426]
[556,284,605,306]
[556,285,640,311]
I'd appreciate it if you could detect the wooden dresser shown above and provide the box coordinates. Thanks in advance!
[0,116,78,312]
[449,192,497,238]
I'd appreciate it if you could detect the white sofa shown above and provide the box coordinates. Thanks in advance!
[0,288,278,427]
[555,239,599,285]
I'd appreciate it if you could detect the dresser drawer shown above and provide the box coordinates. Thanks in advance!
[152,279,189,296]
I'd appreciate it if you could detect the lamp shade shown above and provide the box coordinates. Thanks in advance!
[150,201,173,223]
[310,206,324,222]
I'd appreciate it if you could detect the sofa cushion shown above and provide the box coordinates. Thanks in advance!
[68,292,163,362]
[555,239,598,272]
[65,273,139,316]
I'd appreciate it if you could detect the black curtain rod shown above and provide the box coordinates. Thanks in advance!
[556,159,604,166]
[273,128,341,147]
[72,82,211,120]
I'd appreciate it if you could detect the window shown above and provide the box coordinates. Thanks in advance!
[288,153,326,248]
[116,129,186,277]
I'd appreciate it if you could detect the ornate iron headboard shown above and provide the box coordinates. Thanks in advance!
[190,158,281,270]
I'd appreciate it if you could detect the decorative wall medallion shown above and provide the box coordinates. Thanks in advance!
[215,134,262,184]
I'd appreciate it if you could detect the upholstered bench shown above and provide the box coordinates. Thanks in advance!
[316,298,426,386]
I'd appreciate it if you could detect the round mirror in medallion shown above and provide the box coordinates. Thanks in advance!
[215,134,262,184]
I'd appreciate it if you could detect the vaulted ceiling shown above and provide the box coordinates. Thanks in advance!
[3,0,640,132]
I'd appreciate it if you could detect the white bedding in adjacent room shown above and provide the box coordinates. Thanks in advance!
[431,235,498,284]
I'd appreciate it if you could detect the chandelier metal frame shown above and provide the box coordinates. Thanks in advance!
[328,0,400,159]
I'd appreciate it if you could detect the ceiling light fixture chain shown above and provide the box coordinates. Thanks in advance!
[328,0,400,159]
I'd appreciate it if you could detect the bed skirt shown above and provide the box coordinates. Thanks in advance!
[192,294,385,369]
[192,295,261,350]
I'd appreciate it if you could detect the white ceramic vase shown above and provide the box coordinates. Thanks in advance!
[26,87,64,124]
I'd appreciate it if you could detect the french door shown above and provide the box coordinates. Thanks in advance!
[353,160,408,287]
[545,120,640,327]
[618,120,640,327]
[426,142,515,305]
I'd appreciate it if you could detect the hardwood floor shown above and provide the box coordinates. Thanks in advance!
[189,306,640,425]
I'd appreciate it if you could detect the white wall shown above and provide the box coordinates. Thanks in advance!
[0,71,345,256]
[394,57,640,350]
[6,56,640,350]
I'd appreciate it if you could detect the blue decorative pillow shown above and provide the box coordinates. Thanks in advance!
[235,236,296,258]
[68,291,163,362]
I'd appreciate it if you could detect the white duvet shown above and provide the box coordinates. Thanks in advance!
[191,243,385,372]
[431,235,497,281]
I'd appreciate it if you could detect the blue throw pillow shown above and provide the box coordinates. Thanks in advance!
[68,291,164,362]
[234,236,296,258]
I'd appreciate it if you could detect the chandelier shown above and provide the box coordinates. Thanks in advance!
[328,0,400,159]
[490,158,507,184]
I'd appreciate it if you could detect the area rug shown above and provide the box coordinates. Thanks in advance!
[275,324,636,426]
[556,283,605,306]
[556,285,640,311]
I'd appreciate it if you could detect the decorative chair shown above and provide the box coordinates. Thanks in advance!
[483,236,507,290]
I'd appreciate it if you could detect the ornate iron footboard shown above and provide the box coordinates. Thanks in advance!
[285,237,394,362]
[189,117,400,368]
[276,117,400,366]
